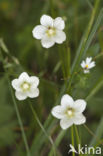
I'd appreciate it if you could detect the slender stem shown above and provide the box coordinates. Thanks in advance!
[71,126,75,156]
[84,124,99,142]
[94,52,103,60]
[74,126,81,145]
[0,42,30,156]
[86,0,93,10]
[29,102,56,156]
[48,130,65,156]
[74,126,82,156]
[58,45,66,78]
[8,77,31,156]
[71,0,101,78]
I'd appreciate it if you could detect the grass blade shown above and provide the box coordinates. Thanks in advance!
[85,74,103,102]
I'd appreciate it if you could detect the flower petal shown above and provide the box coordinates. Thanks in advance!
[81,61,86,68]
[27,88,39,98]
[73,114,86,125]
[55,30,66,44]
[41,36,55,48]
[15,91,27,100]
[88,61,95,69]
[19,72,29,81]
[73,99,86,113]
[60,117,73,129]
[11,79,21,91]
[84,69,89,73]
[61,94,74,108]
[86,57,92,64]
[53,17,65,30]
[40,15,53,27]
[29,76,39,88]
[51,105,65,119]
[32,25,47,39]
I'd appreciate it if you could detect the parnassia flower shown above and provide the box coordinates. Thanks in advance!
[51,94,86,130]
[32,14,66,48]
[81,57,95,73]
[11,72,39,100]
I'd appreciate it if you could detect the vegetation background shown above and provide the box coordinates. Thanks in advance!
[0,0,103,155]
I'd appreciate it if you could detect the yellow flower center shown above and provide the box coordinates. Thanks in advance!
[46,27,56,37]
[21,82,30,92]
[85,64,89,69]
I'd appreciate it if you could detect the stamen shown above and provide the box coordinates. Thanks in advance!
[46,27,56,37]
[21,82,30,91]
[67,108,74,117]
[85,64,89,69]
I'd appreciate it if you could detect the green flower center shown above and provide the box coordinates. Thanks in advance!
[21,82,30,92]
[66,108,74,117]
[46,27,56,37]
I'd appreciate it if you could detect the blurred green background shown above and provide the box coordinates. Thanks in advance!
[0,0,103,156]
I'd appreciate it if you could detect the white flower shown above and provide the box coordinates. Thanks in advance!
[51,94,86,130]
[11,72,39,100]
[81,57,95,73]
[32,14,66,48]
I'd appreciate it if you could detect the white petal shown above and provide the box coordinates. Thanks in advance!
[32,25,47,39]
[41,36,55,48]
[55,30,66,44]
[84,69,90,73]
[15,91,27,100]
[29,76,39,88]
[51,106,65,119]
[73,114,86,125]
[53,17,65,30]
[81,61,86,68]
[19,72,29,82]
[11,79,21,91]
[86,57,92,64]
[88,61,95,69]
[27,88,39,98]
[40,15,53,27]
[73,99,86,113]
[61,94,74,108]
[60,117,73,129]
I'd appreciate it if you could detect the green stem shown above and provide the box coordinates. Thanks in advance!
[8,77,31,156]
[71,0,101,74]
[58,45,66,78]
[74,126,82,156]
[29,102,56,156]
[71,126,75,156]
[74,126,81,145]
[0,41,30,156]
[48,130,65,156]
[86,0,93,10]
[84,124,98,142]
